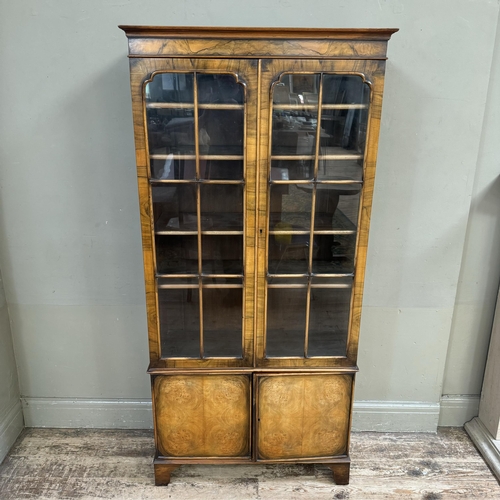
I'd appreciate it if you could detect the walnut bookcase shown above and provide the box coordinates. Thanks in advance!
[120,26,397,485]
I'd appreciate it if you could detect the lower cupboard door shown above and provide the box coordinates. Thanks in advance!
[256,374,353,460]
[153,374,251,458]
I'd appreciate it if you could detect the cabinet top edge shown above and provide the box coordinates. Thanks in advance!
[118,25,399,40]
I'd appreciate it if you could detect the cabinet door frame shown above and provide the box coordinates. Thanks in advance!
[128,58,258,369]
[254,372,354,462]
[255,58,387,368]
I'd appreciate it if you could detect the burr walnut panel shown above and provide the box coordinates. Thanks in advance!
[154,374,251,458]
[257,374,352,460]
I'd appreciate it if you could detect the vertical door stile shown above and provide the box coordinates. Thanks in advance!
[252,59,262,368]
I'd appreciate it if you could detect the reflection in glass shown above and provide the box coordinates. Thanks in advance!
[308,287,351,357]
[333,190,361,229]
[201,235,243,275]
[152,185,197,232]
[146,74,195,180]
[200,185,243,230]
[314,188,360,231]
[147,108,195,157]
[268,231,309,275]
[266,286,307,357]
[203,287,243,357]
[263,73,368,359]
[158,278,196,286]
[149,157,196,180]
[322,75,368,105]
[317,158,363,182]
[272,74,320,105]
[199,109,244,157]
[312,233,356,275]
[321,75,370,155]
[202,159,243,180]
[197,74,244,105]
[270,183,311,229]
[155,235,198,275]
[271,110,318,157]
[159,288,199,358]
[270,159,314,182]
[146,73,194,104]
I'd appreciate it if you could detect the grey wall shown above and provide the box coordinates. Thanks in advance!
[0,268,23,462]
[0,0,499,431]
[441,10,500,426]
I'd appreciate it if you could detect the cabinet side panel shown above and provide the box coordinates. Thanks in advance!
[257,374,352,460]
[346,60,387,363]
[129,58,161,362]
[154,374,251,458]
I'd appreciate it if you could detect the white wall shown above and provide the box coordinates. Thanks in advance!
[0,269,23,463]
[0,0,499,431]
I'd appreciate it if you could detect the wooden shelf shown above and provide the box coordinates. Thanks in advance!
[146,102,244,110]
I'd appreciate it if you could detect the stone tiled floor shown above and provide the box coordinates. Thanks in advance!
[0,428,498,499]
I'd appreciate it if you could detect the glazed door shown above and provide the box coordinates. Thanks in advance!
[255,59,387,368]
[129,58,258,369]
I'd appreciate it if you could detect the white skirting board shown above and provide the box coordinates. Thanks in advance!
[465,417,500,481]
[352,401,440,432]
[0,400,24,464]
[21,398,154,430]
[438,395,480,427]
[21,397,453,432]
[21,396,477,431]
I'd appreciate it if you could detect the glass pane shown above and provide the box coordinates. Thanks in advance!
[147,108,195,157]
[150,157,196,181]
[268,232,309,275]
[201,159,243,180]
[270,183,312,230]
[273,74,320,105]
[335,190,361,229]
[266,285,307,357]
[317,157,363,182]
[271,159,314,182]
[312,233,356,274]
[200,185,243,231]
[199,109,244,156]
[152,185,197,232]
[308,286,351,357]
[314,188,360,231]
[271,110,318,157]
[321,76,369,154]
[318,75,370,179]
[156,235,198,274]
[158,278,196,286]
[267,276,308,286]
[197,74,244,105]
[322,75,368,105]
[202,277,242,285]
[203,286,243,357]
[202,235,243,275]
[146,74,195,179]
[310,276,353,286]
[146,73,194,104]
[159,287,199,358]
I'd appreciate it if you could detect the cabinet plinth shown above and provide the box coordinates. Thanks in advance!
[121,25,397,485]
